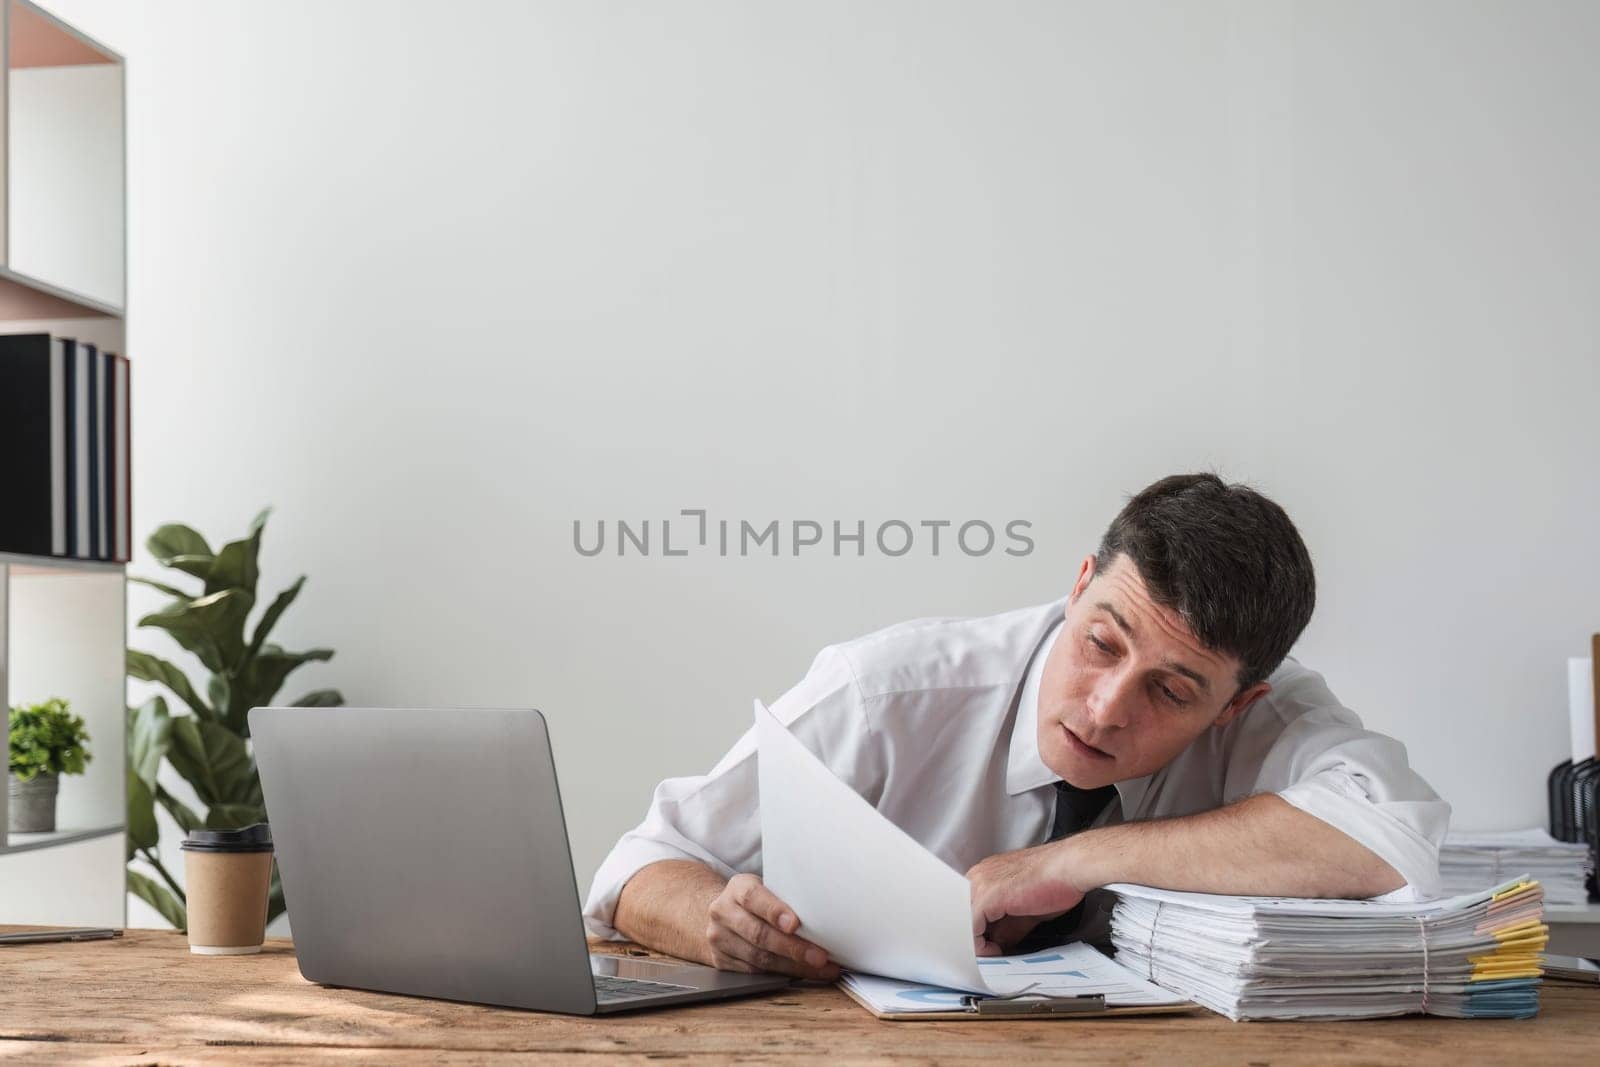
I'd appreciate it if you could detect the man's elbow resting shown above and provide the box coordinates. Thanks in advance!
[1352,855,1408,897]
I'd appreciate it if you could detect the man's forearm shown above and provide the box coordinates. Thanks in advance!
[612,859,724,965]
[1060,793,1406,899]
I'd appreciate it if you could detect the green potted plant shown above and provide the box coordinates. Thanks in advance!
[125,508,343,931]
[8,697,92,833]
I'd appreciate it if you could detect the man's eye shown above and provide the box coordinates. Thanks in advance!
[1087,634,1113,655]
[1157,684,1189,707]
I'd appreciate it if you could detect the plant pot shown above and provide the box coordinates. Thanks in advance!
[7,772,59,833]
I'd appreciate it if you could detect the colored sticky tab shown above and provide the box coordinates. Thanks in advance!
[1490,880,1536,903]
[1491,923,1550,947]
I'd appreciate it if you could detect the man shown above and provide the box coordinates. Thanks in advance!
[583,474,1449,981]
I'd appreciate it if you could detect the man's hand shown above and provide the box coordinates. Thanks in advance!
[705,873,841,981]
[966,842,1086,956]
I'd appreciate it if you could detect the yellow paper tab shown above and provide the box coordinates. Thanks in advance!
[1472,962,1543,980]
[1490,880,1537,903]
[1491,920,1547,939]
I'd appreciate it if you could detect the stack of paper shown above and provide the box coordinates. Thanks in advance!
[1109,879,1547,1020]
[839,942,1187,1017]
[1440,829,1590,908]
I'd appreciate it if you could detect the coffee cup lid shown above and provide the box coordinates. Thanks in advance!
[180,822,273,853]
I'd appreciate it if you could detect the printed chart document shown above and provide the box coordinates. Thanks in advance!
[754,698,1184,1011]
[841,942,1183,1017]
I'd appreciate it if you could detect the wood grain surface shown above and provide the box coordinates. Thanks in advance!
[0,929,1596,1065]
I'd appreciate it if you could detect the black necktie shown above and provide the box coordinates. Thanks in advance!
[1049,780,1117,842]
[1012,781,1117,953]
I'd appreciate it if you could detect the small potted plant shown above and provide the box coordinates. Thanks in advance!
[8,697,92,833]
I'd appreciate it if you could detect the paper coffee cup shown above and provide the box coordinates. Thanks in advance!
[180,823,274,956]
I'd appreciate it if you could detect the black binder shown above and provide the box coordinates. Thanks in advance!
[0,333,62,556]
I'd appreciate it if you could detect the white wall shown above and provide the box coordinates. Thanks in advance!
[40,0,1600,928]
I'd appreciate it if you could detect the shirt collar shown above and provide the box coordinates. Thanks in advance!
[1002,609,1157,814]
[1006,617,1065,795]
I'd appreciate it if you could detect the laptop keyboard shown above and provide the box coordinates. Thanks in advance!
[593,974,697,1002]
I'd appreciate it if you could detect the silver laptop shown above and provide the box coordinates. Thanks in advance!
[250,706,791,1014]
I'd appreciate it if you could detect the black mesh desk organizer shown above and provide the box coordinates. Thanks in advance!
[1547,757,1600,902]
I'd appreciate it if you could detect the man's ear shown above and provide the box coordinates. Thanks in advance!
[1067,555,1097,606]
[1213,681,1270,728]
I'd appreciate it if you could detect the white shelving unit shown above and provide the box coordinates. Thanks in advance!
[0,0,127,928]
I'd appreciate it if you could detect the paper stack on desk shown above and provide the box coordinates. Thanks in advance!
[1440,829,1590,908]
[1109,878,1548,1020]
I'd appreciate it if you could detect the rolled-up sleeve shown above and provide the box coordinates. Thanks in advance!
[1249,662,1451,898]
[582,645,878,939]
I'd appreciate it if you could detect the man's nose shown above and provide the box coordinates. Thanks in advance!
[1086,670,1136,730]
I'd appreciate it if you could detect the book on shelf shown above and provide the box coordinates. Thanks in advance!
[0,333,131,562]
[114,353,130,561]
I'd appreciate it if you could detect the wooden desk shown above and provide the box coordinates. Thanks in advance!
[1,930,1596,1064]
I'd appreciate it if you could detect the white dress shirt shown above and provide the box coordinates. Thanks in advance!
[583,598,1451,939]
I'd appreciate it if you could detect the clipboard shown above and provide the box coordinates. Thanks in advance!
[838,981,1200,1022]
[0,926,121,946]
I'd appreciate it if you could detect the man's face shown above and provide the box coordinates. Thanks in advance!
[1036,553,1269,789]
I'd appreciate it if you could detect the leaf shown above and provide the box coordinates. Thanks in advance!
[147,523,212,567]
[127,650,211,721]
[206,534,261,599]
[130,574,193,600]
[162,553,218,580]
[155,784,202,833]
[127,771,159,859]
[126,697,172,787]
[246,575,305,663]
[137,589,254,675]
[207,675,231,719]
[167,716,260,808]
[230,646,333,735]
[291,689,344,708]
[204,803,267,829]
[202,508,271,599]
[248,507,273,539]
[128,868,187,931]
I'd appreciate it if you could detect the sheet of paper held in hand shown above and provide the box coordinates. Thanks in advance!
[753,698,1178,1005]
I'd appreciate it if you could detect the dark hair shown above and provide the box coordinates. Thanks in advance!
[1094,473,1315,693]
